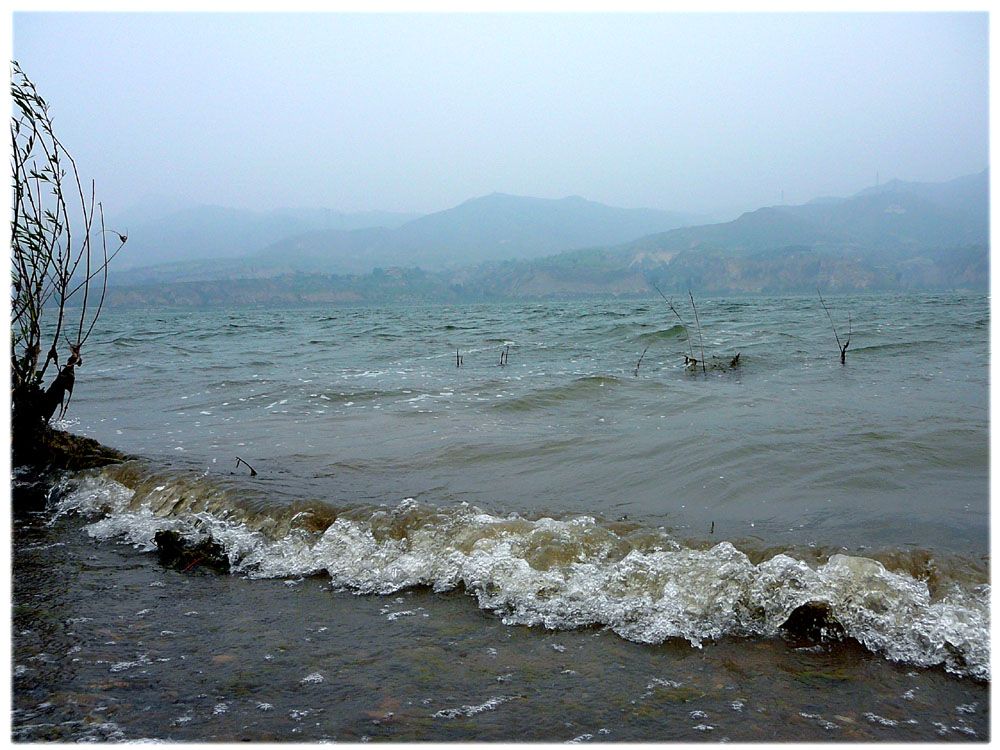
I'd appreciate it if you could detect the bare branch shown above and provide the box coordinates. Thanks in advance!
[651,281,695,361]
[817,288,850,364]
[79,203,114,347]
[688,290,707,374]
[633,345,650,377]
[817,289,842,350]
[235,457,258,477]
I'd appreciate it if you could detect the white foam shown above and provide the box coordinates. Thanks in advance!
[53,478,991,680]
[432,695,518,719]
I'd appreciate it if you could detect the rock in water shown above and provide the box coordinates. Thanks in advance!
[780,601,846,642]
[154,530,231,573]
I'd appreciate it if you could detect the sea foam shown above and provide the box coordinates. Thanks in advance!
[51,472,990,681]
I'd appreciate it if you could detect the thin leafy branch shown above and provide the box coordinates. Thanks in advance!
[10,60,127,449]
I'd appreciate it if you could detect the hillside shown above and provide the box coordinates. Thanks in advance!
[109,193,706,284]
[624,169,988,260]
[102,171,989,306]
[108,203,420,276]
[352,193,705,269]
[854,169,989,222]
[102,239,986,309]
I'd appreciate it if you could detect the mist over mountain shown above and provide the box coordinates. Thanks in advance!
[108,200,420,271]
[104,170,988,305]
[109,193,201,226]
[854,169,988,219]
[109,193,707,284]
[257,193,706,271]
[625,169,988,260]
[570,170,989,295]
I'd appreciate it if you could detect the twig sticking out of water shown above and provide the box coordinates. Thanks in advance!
[633,345,650,377]
[688,291,707,375]
[456,349,464,368]
[499,345,509,367]
[235,456,257,477]
[651,282,695,362]
[817,289,851,364]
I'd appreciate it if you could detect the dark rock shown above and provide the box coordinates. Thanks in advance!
[12,427,130,474]
[154,530,231,573]
[11,430,131,514]
[780,601,845,642]
[11,475,55,512]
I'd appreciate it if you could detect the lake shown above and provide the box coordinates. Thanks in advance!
[12,292,989,741]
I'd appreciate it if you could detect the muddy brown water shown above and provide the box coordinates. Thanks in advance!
[12,505,987,742]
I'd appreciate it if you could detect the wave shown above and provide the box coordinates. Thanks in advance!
[47,463,989,682]
[851,341,939,355]
[492,376,622,412]
[636,324,689,344]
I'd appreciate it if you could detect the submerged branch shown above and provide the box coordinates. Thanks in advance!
[235,456,258,477]
[688,290,707,374]
[651,282,694,361]
[817,289,851,364]
[633,345,649,377]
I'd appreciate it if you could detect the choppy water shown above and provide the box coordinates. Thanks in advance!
[13,293,990,741]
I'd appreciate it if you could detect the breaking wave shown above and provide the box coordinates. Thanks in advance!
[47,463,989,682]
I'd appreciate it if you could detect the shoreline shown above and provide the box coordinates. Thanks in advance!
[12,429,130,511]
[12,502,990,741]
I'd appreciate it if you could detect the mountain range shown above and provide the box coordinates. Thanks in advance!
[109,194,706,283]
[103,170,988,306]
[108,198,420,271]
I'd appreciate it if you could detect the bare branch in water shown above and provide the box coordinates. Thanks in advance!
[651,282,694,362]
[817,289,851,363]
[633,345,650,377]
[688,290,707,374]
[235,456,258,477]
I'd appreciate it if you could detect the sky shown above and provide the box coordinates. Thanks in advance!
[11,12,989,219]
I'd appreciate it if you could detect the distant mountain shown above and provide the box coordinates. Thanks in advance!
[614,169,989,294]
[254,193,705,272]
[625,205,843,259]
[111,205,311,270]
[109,193,706,284]
[102,170,989,304]
[268,207,420,232]
[109,193,201,226]
[854,169,988,222]
[624,169,988,263]
[108,201,421,274]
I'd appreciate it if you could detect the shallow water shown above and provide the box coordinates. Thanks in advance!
[12,506,988,742]
[13,293,990,741]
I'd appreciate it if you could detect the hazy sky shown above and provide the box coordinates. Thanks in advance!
[12,12,989,218]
